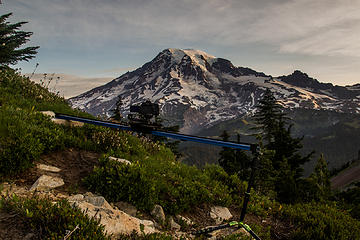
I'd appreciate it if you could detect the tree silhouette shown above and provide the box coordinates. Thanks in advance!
[253,88,313,203]
[0,13,39,67]
[218,131,251,178]
[110,95,123,121]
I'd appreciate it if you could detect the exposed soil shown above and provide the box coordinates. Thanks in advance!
[0,210,40,240]
[230,206,293,240]
[183,204,216,229]
[1,148,101,240]
[331,161,360,190]
[14,148,101,194]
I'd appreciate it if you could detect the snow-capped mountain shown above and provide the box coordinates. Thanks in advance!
[69,48,360,134]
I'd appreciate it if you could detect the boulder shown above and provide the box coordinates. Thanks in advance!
[51,118,69,126]
[30,175,64,191]
[210,206,232,224]
[51,118,84,127]
[176,215,194,226]
[108,156,131,165]
[68,194,84,202]
[69,120,84,127]
[169,216,181,231]
[84,195,113,209]
[151,204,166,223]
[40,111,55,118]
[114,201,138,216]
[69,196,157,238]
[37,164,61,173]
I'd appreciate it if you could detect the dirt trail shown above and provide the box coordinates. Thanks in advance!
[15,148,101,193]
[331,161,360,190]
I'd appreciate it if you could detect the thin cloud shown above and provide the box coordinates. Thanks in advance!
[7,0,360,57]
[4,0,360,85]
[26,73,112,98]
[249,0,360,57]
[101,67,136,74]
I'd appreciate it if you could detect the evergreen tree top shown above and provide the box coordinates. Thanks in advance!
[0,12,39,67]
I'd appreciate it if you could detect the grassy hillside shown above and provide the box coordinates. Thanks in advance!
[1,68,360,239]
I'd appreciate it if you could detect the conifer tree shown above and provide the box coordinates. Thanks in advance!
[310,154,331,199]
[218,131,251,178]
[218,130,235,174]
[253,88,312,203]
[110,95,123,121]
[0,13,39,67]
[252,88,285,143]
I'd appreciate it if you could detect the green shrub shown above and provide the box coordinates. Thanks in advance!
[0,195,110,239]
[0,106,106,177]
[279,201,360,240]
[247,191,280,218]
[203,164,247,204]
[83,155,159,211]
[0,107,69,176]
[336,185,360,220]
[0,68,107,176]
[84,152,245,215]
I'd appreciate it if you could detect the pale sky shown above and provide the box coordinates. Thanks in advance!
[2,0,360,97]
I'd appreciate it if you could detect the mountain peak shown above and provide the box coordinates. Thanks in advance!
[163,48,216,66]
[69,49,360,134]
[292,70,309,78]
[279,70,322,89]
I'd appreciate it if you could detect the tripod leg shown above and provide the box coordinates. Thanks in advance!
[240,152,259,221]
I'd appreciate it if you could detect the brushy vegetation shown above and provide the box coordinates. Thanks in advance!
[0,195,110,239]
[279,202,360,240]
[335,183,360,220]
[1,68,360,239]
[83,152,246,215]
[0,68,106,177]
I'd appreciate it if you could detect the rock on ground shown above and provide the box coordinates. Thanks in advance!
[68,194,157,238]
[210,206,232,224]
[37,164,61,173]
[151,204,166,223]
[29,175,64,191]
[108,156,132,165]
[176,215,194,226]
[114,201,137,217]
[51,118,84,127]
[208,226,250,239]
[169,217,181,231]
[40,111,55,118]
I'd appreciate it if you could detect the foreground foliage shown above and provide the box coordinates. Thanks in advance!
[0,195,109,239]
[280,202,360,240]
[0,69,99,177]
[84,152,246,214]
[1,69,360,239]
[336,184,360,220]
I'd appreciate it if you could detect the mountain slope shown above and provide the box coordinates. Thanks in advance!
[185,108,360,175]
[70,48,360,134]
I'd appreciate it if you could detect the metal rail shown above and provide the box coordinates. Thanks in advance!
[55,113,254,151]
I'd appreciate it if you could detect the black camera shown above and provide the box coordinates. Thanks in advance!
[129,100,159,120]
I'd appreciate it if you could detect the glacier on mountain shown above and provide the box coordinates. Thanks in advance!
[69,48,360,134]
